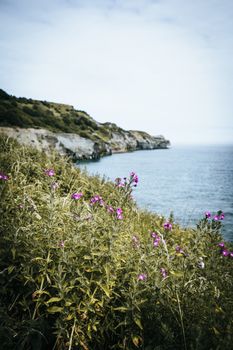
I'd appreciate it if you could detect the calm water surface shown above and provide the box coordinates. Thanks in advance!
[77,145,233,241]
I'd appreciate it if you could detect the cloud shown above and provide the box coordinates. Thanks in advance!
[0,0,233,144]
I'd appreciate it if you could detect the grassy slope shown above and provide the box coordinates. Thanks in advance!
[0,89,127,143]
[0,136,232,349]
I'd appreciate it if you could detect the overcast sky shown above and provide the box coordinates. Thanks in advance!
[0,0,233,144]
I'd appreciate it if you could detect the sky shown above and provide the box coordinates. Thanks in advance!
[0,0,233,144]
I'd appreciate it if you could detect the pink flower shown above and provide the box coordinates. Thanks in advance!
[59,240,65,248]
[230,252,233,258]
[107,206,115,213]
[163,222,172,231]
[218,242,225,248]
[116,207,123,220]
[45,169,55,177]
[137,273,147,281]
[205,211,211,218]
[151,231,158,238]
[132,235,140,248]
[130,172,139,186]
[90,195,105,206]
[71,192,83,200]
[51,182,59,190]
[153,240,160,247]
[160,268,167,278]
[222,249,229,257]
[0,172,9,181]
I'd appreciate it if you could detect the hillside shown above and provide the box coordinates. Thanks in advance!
[0,89,170,160]
[0,135,232,349]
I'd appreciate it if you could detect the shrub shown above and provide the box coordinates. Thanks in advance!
[0,135,232,349]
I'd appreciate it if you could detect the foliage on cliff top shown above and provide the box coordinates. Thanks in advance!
[0,135,232,350]
[0,88,122,142]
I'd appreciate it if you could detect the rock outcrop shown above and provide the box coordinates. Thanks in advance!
[0,126,170,161]
[0,89,170,160]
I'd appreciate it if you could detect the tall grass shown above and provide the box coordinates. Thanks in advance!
[0,135,232,349]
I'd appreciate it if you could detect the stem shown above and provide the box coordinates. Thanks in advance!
[176,290,187,350]
[32,276,44,320]
[68,319,76,350]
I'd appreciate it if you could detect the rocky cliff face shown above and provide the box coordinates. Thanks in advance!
[0,89,170,160]
[0,126,170,161]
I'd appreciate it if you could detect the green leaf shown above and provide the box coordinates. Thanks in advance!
[170,270,184,278]
[134,318,143,330]
[46,297,62,304]
[113,306,128,312]
[47,306,64,313]
[98,284,111,298]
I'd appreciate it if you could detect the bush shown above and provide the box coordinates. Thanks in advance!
[0,136,232,349]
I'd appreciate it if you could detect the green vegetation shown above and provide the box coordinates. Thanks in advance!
[0,135,232,349]
[0,89,119,142]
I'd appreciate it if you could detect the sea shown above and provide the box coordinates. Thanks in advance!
[77,145,233,242]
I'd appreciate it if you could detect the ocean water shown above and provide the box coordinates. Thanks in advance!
[77,145,233,242]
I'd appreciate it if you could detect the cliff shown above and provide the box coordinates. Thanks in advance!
[0,89,170,160]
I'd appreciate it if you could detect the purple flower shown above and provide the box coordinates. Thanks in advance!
[205,211,211,219]
[151,231,158,238]
[213,215,219,221]
[230,252,233,258]
[0,172,9,181]
[107,205,115,213]
[116,207,123,220]
[90,195,104,206]
[115,177,125,187]
[137,273,147,281]
[44,169,55,177]
[51,182,59,190]
[218,242,225,248]
[130,172,139,186]
[59,240,65,248]
[132,235,140,248]
[222,249,229,257]
[160,268,167,278]
[71,192,83,200]
[153,240,160,247]
[219,213,225,220]
[175,246,185,255]
[163,222,172,231]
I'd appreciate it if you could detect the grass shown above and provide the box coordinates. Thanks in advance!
[0,89,126,143]
[0,135,232,349]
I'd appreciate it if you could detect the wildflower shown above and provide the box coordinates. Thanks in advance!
[175,246,185,255]
[151,231,158,238]
[163,222,172,231]
[205,211,211,219]
[116,207,123,220]
[130,172,139,186]
[132,235,140,248]
[71,192,83,200]
[214,212,225,221]
[107,205,115,213]
[218,242,225,248]
[160,268,167,278]
[59,240,65,248]
[137,273,147,281]
[90,195,104,206]
[219,213,225,220]
[0,172,9,181]
[45,169,55,176]
[51,182,59,190]
[153,240,160,247]
[222,249,229,257]
[230,252,233,258]
[115,177,125,187]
